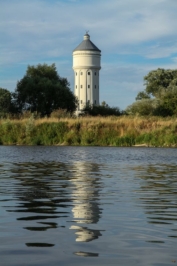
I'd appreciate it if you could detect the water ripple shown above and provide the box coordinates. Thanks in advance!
[0,146,177,265]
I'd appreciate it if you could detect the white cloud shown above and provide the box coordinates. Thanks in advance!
[0,0,177,108]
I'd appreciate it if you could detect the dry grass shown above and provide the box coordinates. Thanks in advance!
[1,115,177,146]
[2,115,177,130]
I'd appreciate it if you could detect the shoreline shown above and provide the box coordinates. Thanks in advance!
[0,116,177,147]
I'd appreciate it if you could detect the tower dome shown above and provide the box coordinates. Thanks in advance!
[73,33,101,114]
[73,33,101,52]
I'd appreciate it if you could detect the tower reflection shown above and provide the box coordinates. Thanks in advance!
[69,161,103,242]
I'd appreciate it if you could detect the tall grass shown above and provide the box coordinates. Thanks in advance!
[0,115,177,146]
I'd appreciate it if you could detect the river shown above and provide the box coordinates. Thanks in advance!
[0,146,177,265]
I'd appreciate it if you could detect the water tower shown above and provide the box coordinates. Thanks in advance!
[73,32,101,114]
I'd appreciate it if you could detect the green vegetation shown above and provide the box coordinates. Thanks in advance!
[1,66,177,147]
[83,101,123,116]
[127,68,177,116]
[12,63,78,116]
[0,116,177,147]
[0,88,13,117]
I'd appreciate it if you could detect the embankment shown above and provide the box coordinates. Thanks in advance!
[0,116,177,146]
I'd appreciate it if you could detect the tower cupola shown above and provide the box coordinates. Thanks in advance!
[84,33,90,40]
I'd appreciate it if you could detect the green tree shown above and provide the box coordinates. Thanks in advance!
[135,91,150,100]
[144,68,177,97]
[126,99,158,116]
[101,101,109,107]
[0,88,12,115]
[13,63,78,116]
[154,86,177,116]
[131,68,177,116]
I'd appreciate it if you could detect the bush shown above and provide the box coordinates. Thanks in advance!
[126,99,158,116]
[83,104,122,116]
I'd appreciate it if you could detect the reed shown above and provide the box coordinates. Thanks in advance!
[0,115,177,146]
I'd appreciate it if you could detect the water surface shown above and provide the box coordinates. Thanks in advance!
[0,146,177,265]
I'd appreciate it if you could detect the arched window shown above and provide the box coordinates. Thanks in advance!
[88,72,90,75]
[88,85,90,88]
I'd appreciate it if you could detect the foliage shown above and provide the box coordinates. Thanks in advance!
[135,91,150,100]
[0,116,177,147]
[126,99,158,116]
[0,88,12,116]
[154,87,177,116]
[144,68,177,97]
[129,68,177,116]
[12,63,78,116]
[83,102,122,116]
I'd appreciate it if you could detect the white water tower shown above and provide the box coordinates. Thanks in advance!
[73,32,101,114]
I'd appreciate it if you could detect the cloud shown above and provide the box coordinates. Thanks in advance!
[0,0,177,108]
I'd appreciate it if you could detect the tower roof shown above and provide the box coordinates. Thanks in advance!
[73,33,101,52]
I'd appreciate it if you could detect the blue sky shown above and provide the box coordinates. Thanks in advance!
[1,0,177,110]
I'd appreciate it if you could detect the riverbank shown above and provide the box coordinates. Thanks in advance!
[0,116,177,146]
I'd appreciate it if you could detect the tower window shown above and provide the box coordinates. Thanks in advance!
[88,72,90,75]
[95,100,96,104]
[81,100,82,104]
[81,85,82,88]
[88,85,90,88]
[76,72,77,76]
[76,85,77,89]
[95,85,96,89]
[95,72,96,75]
[88,100,90,104]
[80,72,83,75]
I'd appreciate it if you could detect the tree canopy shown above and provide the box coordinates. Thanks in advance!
[0,88,12,115]
[144,68,177,97]
[127,68,177,116]
[13,63,78,116]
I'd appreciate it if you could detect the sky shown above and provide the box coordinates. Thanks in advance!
[1,0,177,110]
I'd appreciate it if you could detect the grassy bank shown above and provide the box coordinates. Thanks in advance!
[0,116,177,147]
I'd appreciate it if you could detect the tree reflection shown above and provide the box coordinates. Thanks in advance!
[8,161,74,247]
[10,162,71,222]
[133,164,177,238]
[8,160,103,246]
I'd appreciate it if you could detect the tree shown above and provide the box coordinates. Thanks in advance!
[144,68,177,97]
[0,88,12,115]
[135,91,150,100]
[126,99,158,116]
[101,101,109,107]
[154,86,177,116]
[131,68,177,116]
[13,63,78,116]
